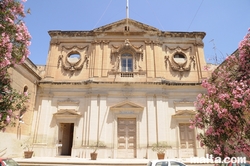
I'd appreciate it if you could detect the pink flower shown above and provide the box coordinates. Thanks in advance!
[5,115,10,124]
[232,100,241,109]
[24,91,28,96]
[200,141,204,147]
[203,65,210,71]
[189,123,195,129]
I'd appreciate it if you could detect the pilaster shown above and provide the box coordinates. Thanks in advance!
[102,41,109,77]
[146,94,157,144]
[145,41,154,78]
[93,41,102,77]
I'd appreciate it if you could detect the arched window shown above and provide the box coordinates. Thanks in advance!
[23,85,28,96]
[121,53,133,72]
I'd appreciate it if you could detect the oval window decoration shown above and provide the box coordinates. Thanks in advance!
[173,53,187,64]
[67,52,81,64]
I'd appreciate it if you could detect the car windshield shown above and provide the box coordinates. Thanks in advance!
[2,159,19,166]
[155,161,168,166]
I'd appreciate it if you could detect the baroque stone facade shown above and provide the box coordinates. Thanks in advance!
[1,18,211,159]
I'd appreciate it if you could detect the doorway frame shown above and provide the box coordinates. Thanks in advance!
[109,100,144,158]
[117,117,137,158]
[58,123,74,156]
[112,111,142,159]
[53,109,81,156]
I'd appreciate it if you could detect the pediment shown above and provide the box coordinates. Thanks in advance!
[110,101,144,111]
[172,110,196,119]
[93,18,160,33]
[53,109,81,117]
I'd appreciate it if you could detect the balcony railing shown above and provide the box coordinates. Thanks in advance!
[121,72,134,77]
[108,71,146,77]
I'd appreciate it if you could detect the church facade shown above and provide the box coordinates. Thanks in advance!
[2,18,211,159]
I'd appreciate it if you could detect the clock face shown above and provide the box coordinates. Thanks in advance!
[173,53,187,64]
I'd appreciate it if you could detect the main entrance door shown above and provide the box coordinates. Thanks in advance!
[179,123,195,157]
[117,118,136,158]
[59,123,74,156]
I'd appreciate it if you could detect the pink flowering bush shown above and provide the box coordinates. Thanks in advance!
[0,0,31,131]
[190,29,250,159]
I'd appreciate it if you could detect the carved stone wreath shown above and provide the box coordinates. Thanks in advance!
[165,52,195,76]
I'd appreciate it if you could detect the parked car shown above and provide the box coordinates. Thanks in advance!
[0,158,19,166]
[147,159,186,166]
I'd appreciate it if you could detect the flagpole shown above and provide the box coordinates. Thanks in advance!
[126,0,129,19]
[126,0,129,29]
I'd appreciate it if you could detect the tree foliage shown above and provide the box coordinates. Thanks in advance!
[190,29,250,159]
[0,0,31,131]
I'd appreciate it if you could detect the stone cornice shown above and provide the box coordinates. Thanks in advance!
[159,31,206,39]
[48,31,95,38]
[14,58,42,80]
[48,30,205,39]
[22,63,42,80]
[38,80,201,86]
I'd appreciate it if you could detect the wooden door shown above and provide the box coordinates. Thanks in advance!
[60,123,74,156]
[117,118,136,158]
[179,123,195,157]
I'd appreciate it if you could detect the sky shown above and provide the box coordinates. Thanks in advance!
[23,0,250,65]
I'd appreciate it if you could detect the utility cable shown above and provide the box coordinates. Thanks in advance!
[145,0,164,30]
[93,0,113,29]
[187,0,204,31]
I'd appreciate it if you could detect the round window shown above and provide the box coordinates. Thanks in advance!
[173,53,186,64]
[67,53,81,64]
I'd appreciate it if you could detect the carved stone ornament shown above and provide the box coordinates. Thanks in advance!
[164,52,195,76]
[110,39,143,71]
[165,45,192,53]
[144,40,162,46]
[57,98,80,105]
[57,98,80,112]
[57,45,89,73]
